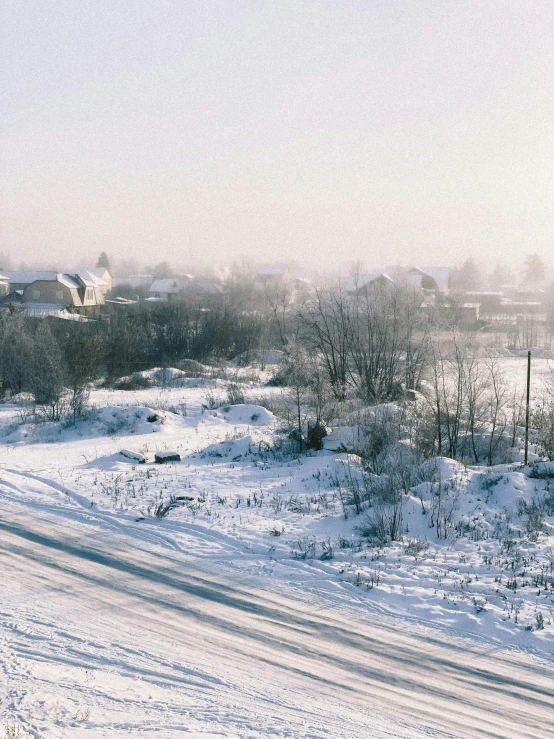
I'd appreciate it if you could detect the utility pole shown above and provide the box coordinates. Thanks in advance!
[524,350,531,465]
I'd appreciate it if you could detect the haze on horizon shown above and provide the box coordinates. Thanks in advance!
[1,1,553,274]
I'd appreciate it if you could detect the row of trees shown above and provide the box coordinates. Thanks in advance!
[0,315,99,420]
[450,253,547,291]
[0,279,547,468]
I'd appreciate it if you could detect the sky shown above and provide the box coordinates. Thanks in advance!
[1,1,554,274]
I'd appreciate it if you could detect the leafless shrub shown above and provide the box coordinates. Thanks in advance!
[290,536,317,560]
[359,502,404,545]
[319,539,334,560]
[226,382,246,405]
[430,479,459,539]
[404,538,429,558]
[203,389,220,409]
[151,496,181,518]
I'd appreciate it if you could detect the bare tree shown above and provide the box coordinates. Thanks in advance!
[298,284,350,400]
[64,331,100,420]
[29,323,67,421]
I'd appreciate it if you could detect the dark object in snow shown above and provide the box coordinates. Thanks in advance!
[307,421,329,451]
[526,461,554,478]
[288,428,304,443]
[155,451,181,463]
[174,495,194,501]
[120,449,146,464]
[147,414,159,423]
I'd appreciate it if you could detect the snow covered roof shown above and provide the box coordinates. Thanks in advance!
[189,280,223,294]
[73,270,107,287]
[345,273,393,293]
[420,267,450,292]
[105,297,138,305]
[0,273,8,281]
[21,303,68,314]
[149,279,183,294]
[2,270,58,284]
[20,303,93,320]
[56,274,81,289]
[256,263,288,276]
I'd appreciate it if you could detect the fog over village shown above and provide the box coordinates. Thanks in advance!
[1,2,554,738]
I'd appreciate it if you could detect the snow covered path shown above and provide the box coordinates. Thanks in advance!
[0,490,552,739]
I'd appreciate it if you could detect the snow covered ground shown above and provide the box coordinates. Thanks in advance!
[1,364,554,737]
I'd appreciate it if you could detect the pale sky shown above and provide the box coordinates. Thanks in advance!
[1,1,553,273]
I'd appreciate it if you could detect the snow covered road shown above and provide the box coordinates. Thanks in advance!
[0,492,553,738]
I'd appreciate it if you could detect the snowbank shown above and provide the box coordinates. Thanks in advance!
[322,426,365,452]
[210,403,276,426]
[3,406,178,444]
[200,435,256,459]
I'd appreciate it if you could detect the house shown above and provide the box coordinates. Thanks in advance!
[1,270,60,293]
[0,289,24,310]
[146,278,188,302]
[420,267,450,292]
[186,280,223,296]
[72,267,112,295]
[345,273,395,296]
[0,273,8,297]
[462,292,503,319]
[403,267,450,292]
[21,273,103,316]
[384,266,450,293]
[255,264,290,284]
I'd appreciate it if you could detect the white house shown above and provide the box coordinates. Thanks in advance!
[146,278,187,302]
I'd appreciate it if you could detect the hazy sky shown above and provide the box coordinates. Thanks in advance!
[1,1,553,273]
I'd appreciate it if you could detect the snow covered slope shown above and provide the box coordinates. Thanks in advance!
[0,490,553,739]
[1,371,554,737]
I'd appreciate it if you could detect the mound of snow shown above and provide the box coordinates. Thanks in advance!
[525,461,554,478]
[90,406,172,435]
[322,426,365,452]
[3,421,63,445]
[418,456,461,481]
[177,358,218,375]
[200,435,256,459]
[114,364,217,390]
[212,404,275,426]
[4,406,182,445]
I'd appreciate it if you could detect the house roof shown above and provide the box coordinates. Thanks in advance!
[72,266,110,277]
[21,304,94,321]
[345,273,393,293]
[105,297,138,305]
[188,280,223,295]
[256,263,288,276]
[2,270,59,284]
[73,270,107,287]
[149,279,183,294]
[420,267,450,292]
[23,273,81,290]
[57,274,82,289]
[75,276,98,288]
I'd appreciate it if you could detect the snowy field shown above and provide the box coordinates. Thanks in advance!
[1,359,554,737]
